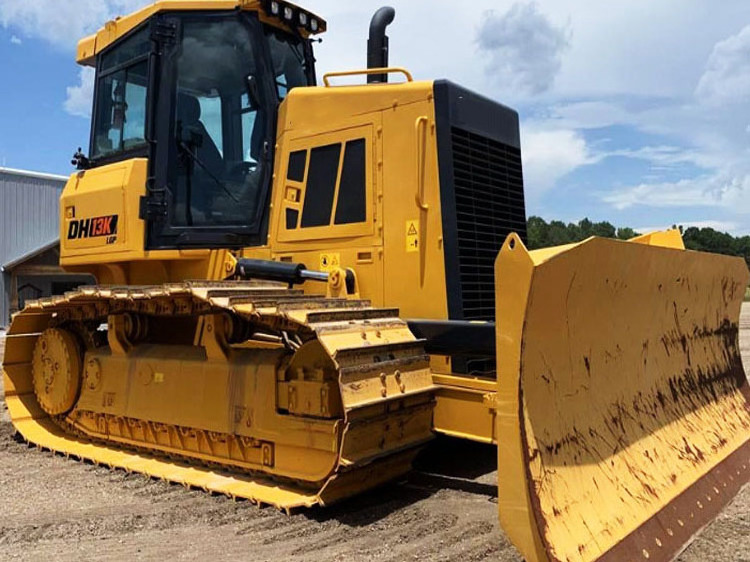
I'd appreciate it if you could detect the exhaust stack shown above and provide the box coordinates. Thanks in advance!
[367,6,396,83]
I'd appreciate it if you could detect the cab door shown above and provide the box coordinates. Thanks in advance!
[143,13,276,250]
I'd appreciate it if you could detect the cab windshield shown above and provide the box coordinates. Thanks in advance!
[172,17,310,228]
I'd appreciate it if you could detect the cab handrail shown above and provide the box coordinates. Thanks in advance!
[322,67,414,87]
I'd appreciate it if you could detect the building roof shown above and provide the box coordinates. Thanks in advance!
[2,239,60,271]
[0,166,69,183]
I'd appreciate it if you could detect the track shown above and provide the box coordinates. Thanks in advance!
[3,282,434,508]
[0,307,749,561]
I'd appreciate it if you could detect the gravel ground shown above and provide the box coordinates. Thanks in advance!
[1,309,749,562]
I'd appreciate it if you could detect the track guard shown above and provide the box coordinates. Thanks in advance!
[495,232,750,562]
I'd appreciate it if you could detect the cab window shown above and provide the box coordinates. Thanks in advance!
[91,28,150,159]
[266,29,312,100]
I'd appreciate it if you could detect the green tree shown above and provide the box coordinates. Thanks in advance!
[526,216,549,250]
[577,218,593,239]
[525,217,750,269]
[525,216,638,249]
[682,227,739,258]
[591,221,617,239]
[547,220,573,246]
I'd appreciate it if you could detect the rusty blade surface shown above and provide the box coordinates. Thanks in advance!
[495,232,750,562]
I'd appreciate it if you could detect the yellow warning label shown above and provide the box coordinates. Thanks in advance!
[406,220,419,252]
[319,252,341,272]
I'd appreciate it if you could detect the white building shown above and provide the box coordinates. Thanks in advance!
[0,167,93,327]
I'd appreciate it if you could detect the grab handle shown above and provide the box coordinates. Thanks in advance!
[415,116,429,211]
[323,67,414,87]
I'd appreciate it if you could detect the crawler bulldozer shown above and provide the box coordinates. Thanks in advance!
[3,2,750,560]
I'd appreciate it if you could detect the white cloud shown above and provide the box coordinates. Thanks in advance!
[0,0,149,49]
[477,2,570,97]
[602,173,750,211]
[10,34,21,45]
[607,145,705,167]
[591,23,750,217]
[64,67,95,118]
[545,100,631,130]
[521,127,596,197]
[696,24,750,106]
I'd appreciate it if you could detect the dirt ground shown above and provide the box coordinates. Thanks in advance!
[1,308,749,562]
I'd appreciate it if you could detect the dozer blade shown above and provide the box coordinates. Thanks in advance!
[495,231,750,562]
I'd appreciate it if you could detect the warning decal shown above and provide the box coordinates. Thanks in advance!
[406,220,419,252]
[319,252,341,272]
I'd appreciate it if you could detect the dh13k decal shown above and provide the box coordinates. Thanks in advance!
[67,214,119,241]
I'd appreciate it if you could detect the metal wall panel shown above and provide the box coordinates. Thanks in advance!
[0,168,68,327]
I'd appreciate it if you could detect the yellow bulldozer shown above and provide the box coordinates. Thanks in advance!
[3,1,750,560]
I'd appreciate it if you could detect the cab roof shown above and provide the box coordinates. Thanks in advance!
[76,0,326,66]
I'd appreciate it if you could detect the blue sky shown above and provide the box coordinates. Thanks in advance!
[0,29,90,173]
[2,0,750,234]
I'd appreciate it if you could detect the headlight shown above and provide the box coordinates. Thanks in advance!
[283,6,294,20]
[299,12,308,26]
[310,18,319,32]
[270,0,280,15]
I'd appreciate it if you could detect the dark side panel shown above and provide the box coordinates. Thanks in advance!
[433,80,527,323]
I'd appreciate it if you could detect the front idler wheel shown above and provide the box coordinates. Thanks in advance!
[31,328,83,416]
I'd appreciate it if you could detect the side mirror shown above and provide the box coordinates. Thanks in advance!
[71,147,90,170]
[246,75,261,109]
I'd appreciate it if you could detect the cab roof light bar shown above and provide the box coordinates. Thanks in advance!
[261,0,326,34]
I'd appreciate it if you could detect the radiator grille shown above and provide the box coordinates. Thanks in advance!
[451,127,526,321]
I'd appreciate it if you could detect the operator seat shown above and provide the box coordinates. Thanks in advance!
[176,93,224,174]
[174,92,225,224]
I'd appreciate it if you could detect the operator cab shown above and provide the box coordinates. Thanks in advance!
[79,2,322,249]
